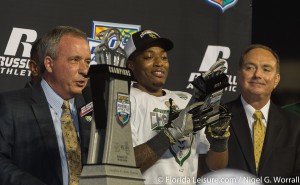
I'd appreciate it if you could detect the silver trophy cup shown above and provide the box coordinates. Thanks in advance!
[94,28,127,67]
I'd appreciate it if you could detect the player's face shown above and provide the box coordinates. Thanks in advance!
[128,46,169,96]
[238,48,280,102]
[44,34,91,99]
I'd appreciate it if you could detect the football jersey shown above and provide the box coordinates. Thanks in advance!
[130,87,209,184]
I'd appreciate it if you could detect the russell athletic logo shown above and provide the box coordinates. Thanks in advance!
[0,27,37,77]
[205,0,238,12]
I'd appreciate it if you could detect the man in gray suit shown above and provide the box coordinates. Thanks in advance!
[226,44,300,184]
[0,26,92,185]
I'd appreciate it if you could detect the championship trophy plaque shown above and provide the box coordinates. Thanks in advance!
[79,29,144,185]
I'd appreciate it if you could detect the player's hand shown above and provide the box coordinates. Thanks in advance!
[205,105,231,152]
[163,100,204,143]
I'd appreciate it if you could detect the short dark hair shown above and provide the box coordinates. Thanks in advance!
[38,26,87,74]
[30,38,41,62]
[239,44,280,73]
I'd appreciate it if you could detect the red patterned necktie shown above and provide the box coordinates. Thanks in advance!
[61,101,82,185]
[253,110,266,173]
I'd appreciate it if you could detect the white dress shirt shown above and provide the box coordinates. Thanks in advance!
[240,96,270,142]
[41,79,80,185]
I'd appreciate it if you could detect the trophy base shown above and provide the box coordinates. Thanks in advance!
[79,164,145,185]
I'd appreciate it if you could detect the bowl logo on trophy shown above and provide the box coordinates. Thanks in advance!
[116,93,130,126]
[107,34,119,50]
[93,28,127,67]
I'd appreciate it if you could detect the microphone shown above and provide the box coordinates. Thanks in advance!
[80,84,93,117]
[82,84,93,103]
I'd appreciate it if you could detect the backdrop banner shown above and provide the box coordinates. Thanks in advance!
[0,0,252,103]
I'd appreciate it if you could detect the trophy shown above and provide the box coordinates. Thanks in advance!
[79,29,144,185]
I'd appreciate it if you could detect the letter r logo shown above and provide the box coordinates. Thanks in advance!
[4,27,37,57]
[199,45,230,73]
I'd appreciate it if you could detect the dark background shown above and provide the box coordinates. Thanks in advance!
[0,0,252,103]
[252,0,300,106]
[1,0,298,106]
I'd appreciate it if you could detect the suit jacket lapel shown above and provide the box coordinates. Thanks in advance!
[31,83,63,185]
[258,102,283,174]
[230,98,256,174]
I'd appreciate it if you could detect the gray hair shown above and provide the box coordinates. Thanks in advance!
[38,26,87,74]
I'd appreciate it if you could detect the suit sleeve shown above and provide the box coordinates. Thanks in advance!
[0,93,46,185]
[295,119,300,177]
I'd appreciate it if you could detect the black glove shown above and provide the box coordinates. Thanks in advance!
[164,58,231,147]
[192,59,231,152]
[164,99,204,144]
[188,58,230,130]
[164,98,222,144]
[205,104,231,152]
[191,58,229,102]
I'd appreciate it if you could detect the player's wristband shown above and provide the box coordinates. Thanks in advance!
[206,127,230,152]
[146,130,174,157]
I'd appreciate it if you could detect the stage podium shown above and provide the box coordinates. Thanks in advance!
[79,29,144,185]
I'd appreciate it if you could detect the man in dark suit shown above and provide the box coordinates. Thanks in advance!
[0,26,92,185]
[227,44,300,184]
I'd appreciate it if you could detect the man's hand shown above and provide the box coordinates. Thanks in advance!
[205,105,231,152]
[164,99,222,144]
[191,59,229,102]
[163,100,202,143]
[188,58,231,152]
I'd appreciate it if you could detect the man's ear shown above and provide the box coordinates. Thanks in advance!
[274,73,280,89]
[44,56,54,73]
